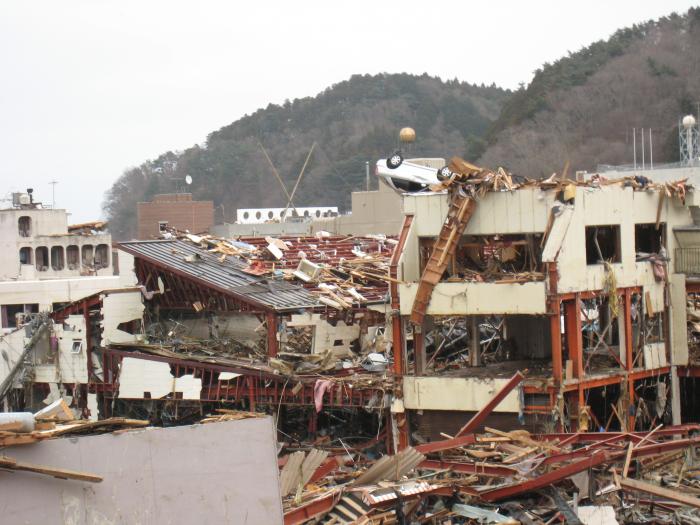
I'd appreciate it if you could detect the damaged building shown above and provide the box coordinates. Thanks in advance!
[6,156,700,523]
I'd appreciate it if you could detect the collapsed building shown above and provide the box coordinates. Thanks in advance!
[390,160,698,447]
[5,158,700,523]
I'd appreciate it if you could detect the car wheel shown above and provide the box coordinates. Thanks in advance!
[386,152,403,169]
[437,165,452,181]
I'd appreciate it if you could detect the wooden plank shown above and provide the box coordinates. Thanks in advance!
[484,426,560,452]
[620,477,700,509]
[0,456,102,483]
[622,442,634,478]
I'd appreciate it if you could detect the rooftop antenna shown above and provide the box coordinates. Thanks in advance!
[633,127,637,171]
[641,127,645,171]
[49,180,58,208]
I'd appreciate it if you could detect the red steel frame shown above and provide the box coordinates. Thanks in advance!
[95,347,383,410]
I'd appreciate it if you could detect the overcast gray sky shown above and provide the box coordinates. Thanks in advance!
[0,1,696,222]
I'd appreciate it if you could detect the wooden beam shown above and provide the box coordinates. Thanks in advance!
[0,456,102,483]
[620,477,700,509]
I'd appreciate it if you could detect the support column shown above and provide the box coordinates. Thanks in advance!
[623,290,635,430]
[547,263,563,385]
[392,315,404,376]
[550,303,563,384]
[414,324,426,376]
[469,316,481,367]
[564,296,583,379]
[266,312,278,358]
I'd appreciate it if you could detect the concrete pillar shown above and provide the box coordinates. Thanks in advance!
[469,316,481,366]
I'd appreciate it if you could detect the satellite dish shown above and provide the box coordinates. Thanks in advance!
[157,277,165,295]
[185,175,193,185]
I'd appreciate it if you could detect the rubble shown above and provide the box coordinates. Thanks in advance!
[281,421,700,524]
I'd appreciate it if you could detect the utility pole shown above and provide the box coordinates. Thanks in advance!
[49,180,58,208]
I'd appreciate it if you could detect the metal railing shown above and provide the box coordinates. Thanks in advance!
[675,248,700,275]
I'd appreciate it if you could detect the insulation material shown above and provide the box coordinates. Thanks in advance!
[118,358,201,399]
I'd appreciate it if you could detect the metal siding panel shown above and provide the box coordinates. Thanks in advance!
[120,240,319,311]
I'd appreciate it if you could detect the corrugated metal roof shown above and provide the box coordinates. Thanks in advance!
[119,239,319,311]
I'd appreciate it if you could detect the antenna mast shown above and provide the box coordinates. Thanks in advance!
[49,180,58,208]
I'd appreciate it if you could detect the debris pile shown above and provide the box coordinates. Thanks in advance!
[162,229,397,308]
[282,423,700,524]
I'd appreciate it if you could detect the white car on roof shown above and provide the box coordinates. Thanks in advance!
[375,152,452,193]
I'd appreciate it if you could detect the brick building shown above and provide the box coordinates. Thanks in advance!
[137,193,214,239]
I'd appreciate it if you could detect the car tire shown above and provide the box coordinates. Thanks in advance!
[437,165,452,181]
[386,152,403,169]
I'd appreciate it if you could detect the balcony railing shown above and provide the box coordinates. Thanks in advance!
[675,248,700,275]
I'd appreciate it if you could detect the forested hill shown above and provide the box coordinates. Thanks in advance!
[104,74,509,239]
[477,9,700,175]
[103,9,700,240]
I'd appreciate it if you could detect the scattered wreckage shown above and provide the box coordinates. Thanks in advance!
[2,152,700,523]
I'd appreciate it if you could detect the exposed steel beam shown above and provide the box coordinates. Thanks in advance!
[455,371,524,437]
[419,459,517,478]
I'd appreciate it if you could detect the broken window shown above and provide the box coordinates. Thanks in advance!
[19,247,32,265]
[82,244,94,267]
[95,244,109,269]
[158,221,168,233]
[644,312,665,344]
[440,234,545,281]
[117,319,143,335]
[585,225,621,264]
[17,216,31,237]
[35,246,48,271]
[1,303,38,328]
[50,246,65,270]
[66,245,79,270]
[280,325,314,354]
[635,223,665,255]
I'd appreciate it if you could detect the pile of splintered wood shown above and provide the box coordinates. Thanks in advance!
[282,423,700,524]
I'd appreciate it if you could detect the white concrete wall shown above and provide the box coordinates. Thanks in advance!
[0,276,127,312]
[0,208,113,280]
[0,417,283,525]
[403,376,521,412]
[399,281,547,315]
[100,291,145,345]
[288,312,360,354]
[118,357,202,399]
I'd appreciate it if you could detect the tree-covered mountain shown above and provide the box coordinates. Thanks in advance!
[104,8,700,240]
[104,73,509,239]
[476,8,700,176]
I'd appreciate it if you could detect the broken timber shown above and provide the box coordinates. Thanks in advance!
[410,189,477,325]
[0,456,102,483]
